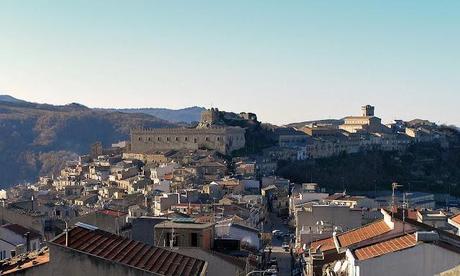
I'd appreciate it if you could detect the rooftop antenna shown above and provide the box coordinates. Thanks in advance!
[170,227,174,249]
[391,182,403,221]
[65,220,69,247]
[402,193,408,233]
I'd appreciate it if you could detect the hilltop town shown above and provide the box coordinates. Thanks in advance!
[1,105,460,276]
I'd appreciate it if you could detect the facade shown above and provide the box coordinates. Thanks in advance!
[154,220,215,250]
[131,126,245,155]
[339,105,391,134]
[295,204,362,249]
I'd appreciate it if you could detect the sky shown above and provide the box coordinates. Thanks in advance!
[0,1,458,126]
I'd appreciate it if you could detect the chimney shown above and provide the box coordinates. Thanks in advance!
[24,232,30,252]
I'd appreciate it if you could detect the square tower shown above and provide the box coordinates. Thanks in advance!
[361,105,375,117]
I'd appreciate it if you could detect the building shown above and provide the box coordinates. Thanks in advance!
[215,222,261,251]
[448,214,460,235]
[131,216,169,246]
[339,105,391,134]
[130,110,246,155]
[154,219,215,250]
[295,204,362,249]
[71,209,129,236]
[323,193,378,209]
[0,248,49,275]
[0,224,42,260]
[39,224,208,276]
[179,248,247,276]
[304,209,460,276]
[345,231,460,276]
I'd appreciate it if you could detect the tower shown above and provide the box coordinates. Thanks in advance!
[361,105,375,117]
[200,108,220,126]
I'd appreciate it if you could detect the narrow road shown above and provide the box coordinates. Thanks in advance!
[267,213,292,276]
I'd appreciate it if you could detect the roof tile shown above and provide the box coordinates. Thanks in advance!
[51,226,205,276]
[337,220,391,248]
[354,234,417,261]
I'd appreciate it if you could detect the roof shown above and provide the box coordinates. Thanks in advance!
[354,234,417,261]
[450,214,460,225]
[50,226,206,276]
[97,209,128,217]
[324,193,365,202]
[310,237,336,252]
[215,222,260,234]
[337,220,391,248]
[155,221,214,230]
[0,249,49,275]
[1,224,41,240]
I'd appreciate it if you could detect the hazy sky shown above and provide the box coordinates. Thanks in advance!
[0,1,458,125]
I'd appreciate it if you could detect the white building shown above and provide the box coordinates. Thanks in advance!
[346,231,460,276]
[215,222,261,250]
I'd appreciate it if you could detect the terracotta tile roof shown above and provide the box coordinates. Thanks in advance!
[1,249,49,275]
[337,220,391,248]
[51,226,206,276]
[310,237,336,252]
[354,234,417,261]
[450,214,460,225]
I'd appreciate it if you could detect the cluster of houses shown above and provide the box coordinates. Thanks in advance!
[290,183,460,275]
[0,141,300,275]
[0,106,459,275]
[268,105,453,161]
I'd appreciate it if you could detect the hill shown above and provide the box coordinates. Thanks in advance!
[0,95,26,104]
[277,139,460,196]
[0,100,176,187]
[104,106,206,123]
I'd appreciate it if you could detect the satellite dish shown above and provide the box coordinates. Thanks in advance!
[333,261,342,273]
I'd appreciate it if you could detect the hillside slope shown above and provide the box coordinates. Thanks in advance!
[105,106,205,123]
[0,101,175,187]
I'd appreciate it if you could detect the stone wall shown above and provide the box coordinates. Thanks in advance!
[130,126,245,155]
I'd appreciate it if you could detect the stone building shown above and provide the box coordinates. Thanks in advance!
[339,105,391,134]
[130,110,246,155]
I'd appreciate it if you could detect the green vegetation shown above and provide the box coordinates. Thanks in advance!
[277,141,460,196]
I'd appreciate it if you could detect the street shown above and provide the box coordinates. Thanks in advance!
[267,213,292,276]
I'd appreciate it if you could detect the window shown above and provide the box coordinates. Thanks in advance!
[185,137,188,141]
[157,137,161,141]
[148,137,151,141]
[191,233,198,247]
[175,137,179,141]
[138,137,142,141]
[32,243,36,251]
[194,138,197,143]
[205,137,209,141]
[167,137,170,141]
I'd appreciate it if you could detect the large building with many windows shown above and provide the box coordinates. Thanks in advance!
[130,109,246,155]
